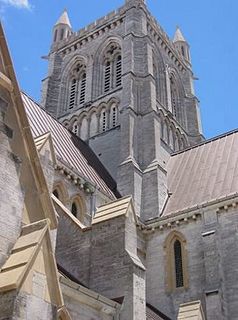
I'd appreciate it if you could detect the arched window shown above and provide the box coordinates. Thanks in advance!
[102,111,107,132]
[102,43,122,94]
[68,62,87,110]
[70,197,85,222]
[164,231,188,292]
[72,121,79,135]
[174,240,184,288]
[71,202,78,217]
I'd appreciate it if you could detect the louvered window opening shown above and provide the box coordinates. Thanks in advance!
[104,62,111,93]
[80,73,86,105]
[102,112,106,132]
[174,240,184,288]
[112,107,117,127]
[69,79,77,109]
[115,55,122,87]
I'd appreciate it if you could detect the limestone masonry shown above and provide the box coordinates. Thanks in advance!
[0,0,237,319]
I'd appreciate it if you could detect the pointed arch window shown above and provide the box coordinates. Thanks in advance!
[70,196,85,222]
[68,62,87,110]
[174,240,184,288]
[72,121,79,135]
[110,105,118,128]
[164,231,188,292]
[102,111,107,132]
[102,43,122,94]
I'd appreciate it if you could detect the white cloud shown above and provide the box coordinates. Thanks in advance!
[0,0,31,9]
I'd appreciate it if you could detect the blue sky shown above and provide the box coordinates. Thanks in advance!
[0,0,237,138]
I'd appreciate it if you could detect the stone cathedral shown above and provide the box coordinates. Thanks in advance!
[0,0,238,319]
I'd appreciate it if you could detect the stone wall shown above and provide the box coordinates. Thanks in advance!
[146,203,238,320]
[0,93,23,268]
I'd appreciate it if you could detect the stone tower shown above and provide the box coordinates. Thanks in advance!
[41,0,203,220]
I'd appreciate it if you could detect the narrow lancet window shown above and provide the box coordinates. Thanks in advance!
[112,107,117,127]
[102,111,106,132]
[80,73,86,104]
[174,240,184,288]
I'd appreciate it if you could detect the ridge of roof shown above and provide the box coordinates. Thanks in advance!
[172,128,238,157]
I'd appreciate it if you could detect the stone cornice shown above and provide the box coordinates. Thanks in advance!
[137,193,238,234]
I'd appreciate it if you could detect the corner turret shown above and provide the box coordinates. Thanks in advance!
[52,9,72,44]
[173,26,191,63]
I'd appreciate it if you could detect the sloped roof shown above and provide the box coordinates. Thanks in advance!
[22,92,119,199]
[92,196,132,224]
[164,130,238,216]
[178,301,205,320]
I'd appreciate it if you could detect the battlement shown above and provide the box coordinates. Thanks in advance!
[51,5,126,53]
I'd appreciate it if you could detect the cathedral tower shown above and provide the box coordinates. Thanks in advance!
[41,0,203,220]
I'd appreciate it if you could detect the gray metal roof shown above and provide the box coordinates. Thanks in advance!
[22,92,118,199]
[164,129,238,215]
